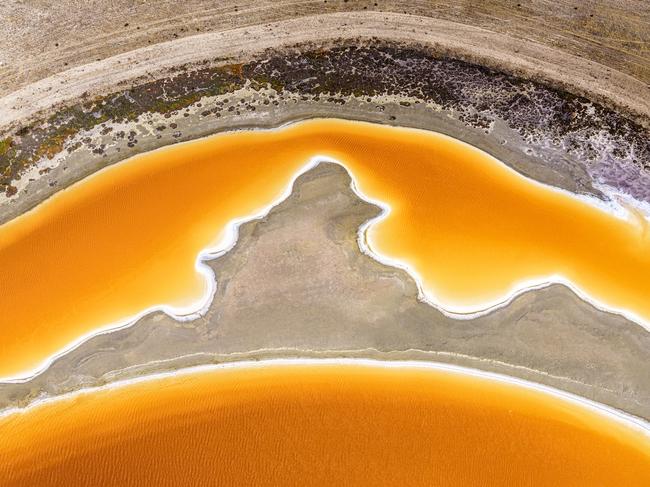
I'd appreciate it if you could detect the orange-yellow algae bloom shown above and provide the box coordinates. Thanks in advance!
[0,119,649,378]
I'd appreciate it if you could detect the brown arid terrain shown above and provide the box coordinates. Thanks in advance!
[0,0,649,424]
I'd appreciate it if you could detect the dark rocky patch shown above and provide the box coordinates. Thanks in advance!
[1,42,649,200]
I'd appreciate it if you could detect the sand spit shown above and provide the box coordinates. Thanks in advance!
[1,163,649,420]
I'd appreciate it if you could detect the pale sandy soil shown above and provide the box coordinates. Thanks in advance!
[1,7,649,129]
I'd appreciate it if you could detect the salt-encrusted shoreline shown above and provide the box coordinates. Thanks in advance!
[3,358,649,443]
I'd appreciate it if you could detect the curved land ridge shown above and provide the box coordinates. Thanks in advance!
[2,2,649,110]
[2,163,649,420]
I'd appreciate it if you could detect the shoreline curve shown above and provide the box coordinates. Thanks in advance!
[2,357,649,440]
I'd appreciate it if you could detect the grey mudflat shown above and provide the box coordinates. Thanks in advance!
[2,163,649,420]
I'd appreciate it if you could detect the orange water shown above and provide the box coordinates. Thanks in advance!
[1,118,649,378]
[0,362,648,486]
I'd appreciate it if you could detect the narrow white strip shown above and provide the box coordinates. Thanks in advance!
[1,358,649,440]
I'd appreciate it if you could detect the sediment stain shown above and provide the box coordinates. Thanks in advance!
[0,118,649,379]
[0,361,648,486]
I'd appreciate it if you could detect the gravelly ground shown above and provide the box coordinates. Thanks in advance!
[1,43,649,224]
[2,164,649,420]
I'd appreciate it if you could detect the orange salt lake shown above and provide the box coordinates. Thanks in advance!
[0,118,649,378]
[0,362,649,486]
